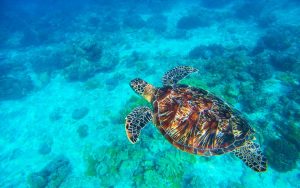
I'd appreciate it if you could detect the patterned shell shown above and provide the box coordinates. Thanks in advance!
[152,85,254,156]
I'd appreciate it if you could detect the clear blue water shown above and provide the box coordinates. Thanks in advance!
[0,0,299,187]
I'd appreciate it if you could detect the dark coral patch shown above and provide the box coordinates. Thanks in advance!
[72,107,89,120]
[269,54,297,71]
[201,0,230,9]
[177,15,212,30]
[235,1,266,20]
[0,74,34,101]
[77,124,89,138]
[146,14,168,33]
[266,139,299,172]
[123,14,146,29]
[251,31,291,55]
[188,44,225,59]
[28,156,72,188]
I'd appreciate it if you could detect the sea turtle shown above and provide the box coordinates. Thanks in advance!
[125,66,267,172]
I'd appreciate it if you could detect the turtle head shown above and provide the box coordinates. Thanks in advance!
[130,78,156,102]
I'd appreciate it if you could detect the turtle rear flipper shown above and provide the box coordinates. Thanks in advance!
[233,141,267,172]
[162,66,198,86]
[125,106,152,144]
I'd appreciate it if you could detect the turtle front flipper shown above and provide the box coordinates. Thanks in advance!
[233,141,267,172]
[125,106,152,144]
[162,66,198,86]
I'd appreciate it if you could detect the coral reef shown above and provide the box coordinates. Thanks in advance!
[201,0,230,9]
[238,82,265,113]
[223,84,239,105]
[287,85,300,105]
[269,54,298,71]
[84,142,196,187]
[123,14,145,29]
[83,79,101,90]
[0,56,35,101]
[64,50,119,82]
[49,107,64,121]
[251,30,291,55]
[156,150,196,187]
[76,38,103,62]
[30,47,74,73]
[124,51,144,68]
[2,0,300,187]
[146,14,168,33]
[180,74,238,105]
[0,59,25,75]
[180,77,209,90]
[64,59,99,81]
[177,14,212,30]
[105,73,125,90]
[260,32,291,52]
[63,39,118,82]
[0,74,34,101]
[186,175,205,187]
[38,140,52,155]
[248,55,273,81]
[256,14,276,28]
[20,27,51,47]
[28,156,72,188]
[275,123,300,151]
[84,145,144,187]
[116,95,151,124]
[163,29,187,39]
[234,1,266,20]
[98,14,120,32]
[266,138,299,172]
[77,124,89,138]
[188,44,225,59]
[72,107,89,120]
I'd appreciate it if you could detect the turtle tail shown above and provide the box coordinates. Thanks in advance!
[130,78,156,102]
[233,141,267,172]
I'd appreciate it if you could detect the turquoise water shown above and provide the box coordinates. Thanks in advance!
[0,0,300,187]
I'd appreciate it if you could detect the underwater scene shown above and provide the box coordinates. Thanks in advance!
[0,0,300,187]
